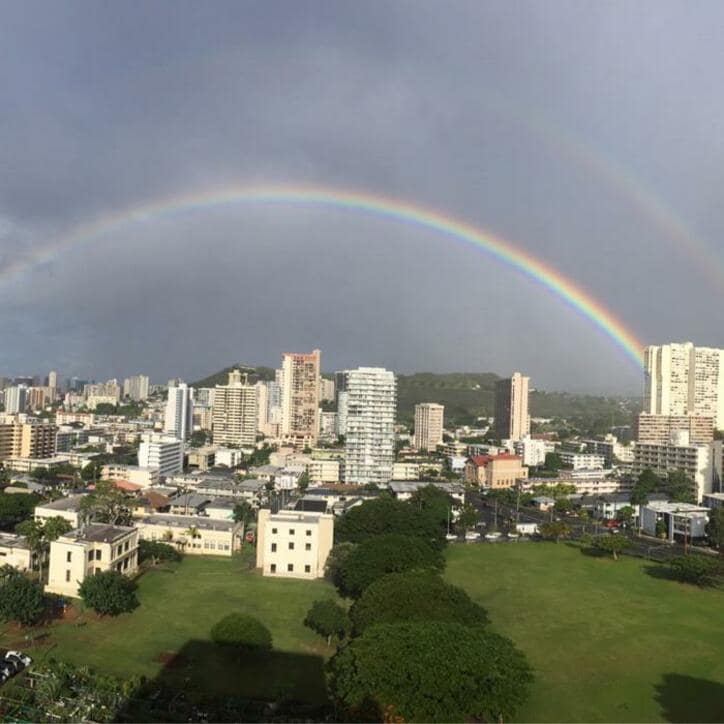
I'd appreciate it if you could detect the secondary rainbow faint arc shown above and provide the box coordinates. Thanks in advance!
[1,184,645,367]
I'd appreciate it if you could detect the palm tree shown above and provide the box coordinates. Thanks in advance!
[15,519,45,582]
[183,526,200,551]
[233,501,255,541]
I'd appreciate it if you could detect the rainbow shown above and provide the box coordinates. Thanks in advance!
[0,184,644,367]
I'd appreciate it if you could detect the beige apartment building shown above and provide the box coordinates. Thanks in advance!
[46,524,139,598]
[465,453,528,489]
[135,514,241,556]
[256,509,333,579]
[280,350,321,448]
[0,420,56,462]
[636,413,714,445]
[414,403,444,452]
[494,372,530,441]
[212,370,258,448]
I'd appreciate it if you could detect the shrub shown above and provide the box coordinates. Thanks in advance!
[210,613,272,653]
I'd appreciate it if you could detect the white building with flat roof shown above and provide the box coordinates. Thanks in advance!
[640,500,710,542]
[138,433,184,478]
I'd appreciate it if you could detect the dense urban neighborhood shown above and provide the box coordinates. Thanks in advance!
[0,344,722,721]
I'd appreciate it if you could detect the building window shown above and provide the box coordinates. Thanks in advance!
[287,563,294,572]
[65,570,71,582]
[124,541,129,552]
[271,527,277,534]
[289,528,295,535]
[306,530,312,536]
[288,542,294,550]
[305,543,311,551]
[271,543,277,552]
[270,564,276,573]
[304,565,311,573]
[87,551,93,562]
[66,551,72,563]
[95,550,102,560]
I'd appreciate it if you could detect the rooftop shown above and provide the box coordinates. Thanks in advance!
[388,481,465,494]
[36,495,85,512]
[64,523,135,543]
[138,514,237,532]
[0,533,29,550]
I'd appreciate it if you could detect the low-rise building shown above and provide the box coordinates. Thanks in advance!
[35,495,86,528]
[592,493,669,521]
[46,524,139,598]
[186,446,217,472]
[214,447,244,468]
[256,508,334,579]
[640,500,710,542]
[703,492,724,510]
[391,462,421,480]
[0,533,35,572]
[465,454,528,489]
[388,480,466,506]
[558,451,606,470]
[135,514,241,556]
[102,464,159,488]
[306,458,342,484]
[168,493,212,516]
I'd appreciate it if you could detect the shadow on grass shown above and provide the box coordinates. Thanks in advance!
[643,563,678,581]
[655,674,724,723]
[117,639,330,722]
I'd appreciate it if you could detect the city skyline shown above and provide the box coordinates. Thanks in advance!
[2,2,724,392]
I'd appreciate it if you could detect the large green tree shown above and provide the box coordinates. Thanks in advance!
[328,622,533,723]
[210,613,272,654]
[338,534,444,598]
[0,492,41,530]
[304,600,350,645]
[78,570,138,616]
[349,571,488,634]
[592,534,632,561]
[706,508,724,553]
[232,501,255,540]
[79,480,132,525]
[334,497,444,548]
[538,521,571,542]
[0,572,45,626]
[138,539,181,566]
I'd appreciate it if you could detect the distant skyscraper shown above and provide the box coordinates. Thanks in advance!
[414,403,444,452]
[212,370,258,448]
[280,349,321,447]
[494,372,530,442]
[123,374,150,402]
[644,342,724,429]
[164,382,193,440]
[5,386,27,414]
[48,371,58,395]
[255,380,269,432]
[343,367,396,485]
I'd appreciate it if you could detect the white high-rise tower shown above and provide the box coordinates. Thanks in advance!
[164,382,193,440]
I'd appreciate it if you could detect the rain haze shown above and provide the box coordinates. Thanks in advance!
[2,1,723,392]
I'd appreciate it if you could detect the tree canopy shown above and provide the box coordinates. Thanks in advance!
[327,621,533,723]
[337,534,445,598]
[79,480,132,526]
[0,492,41,530]
[592,534,632,560]
[538,521,571,542]
[667,556,721,587]
[349,571,488,634]
[334,497,444,548]
[706,508,724,552]
[304,599,350,644]
[0,571,45,625]
[210,613,272,653]
[138,539,181,566]
[78,570,138,616]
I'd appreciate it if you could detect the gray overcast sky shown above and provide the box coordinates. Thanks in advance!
[1,1,723,392]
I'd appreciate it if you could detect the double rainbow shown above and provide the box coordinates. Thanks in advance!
[0,184,645,367]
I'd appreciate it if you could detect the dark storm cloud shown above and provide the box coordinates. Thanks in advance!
[1,1,723,391]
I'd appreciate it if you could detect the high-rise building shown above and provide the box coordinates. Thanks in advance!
[414,403,444,452]
[644,343,724,429]
[164,382,193,440]
[123,374,150,402]
[48,371,58,397]
[212,370,258,448]
[636,413,714,445]
[138,433,184,477]
[84,380,122,409]
[494,372,530,442]
[320,378,335,402]
[343,367,396,485]
[280,349,321,447]
[0,419,57,461]
[4,386,27,414]
[255,381,269,432]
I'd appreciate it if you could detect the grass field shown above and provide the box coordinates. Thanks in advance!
[445,542,724,723]
[0,553,337,705]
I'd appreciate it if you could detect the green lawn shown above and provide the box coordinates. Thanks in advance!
[445,542,724,723]
[0,553,338,706]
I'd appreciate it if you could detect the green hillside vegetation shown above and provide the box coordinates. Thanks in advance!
[191,364,276,388]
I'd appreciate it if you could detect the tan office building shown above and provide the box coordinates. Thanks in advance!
[414,403,444,452]
[465,453,528,489]
[135,514,241,556]
[0,420,56,462]
[494,372,530,441]
[256,509,333,579]
[46,524,139,598]
[280,350,321,448]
